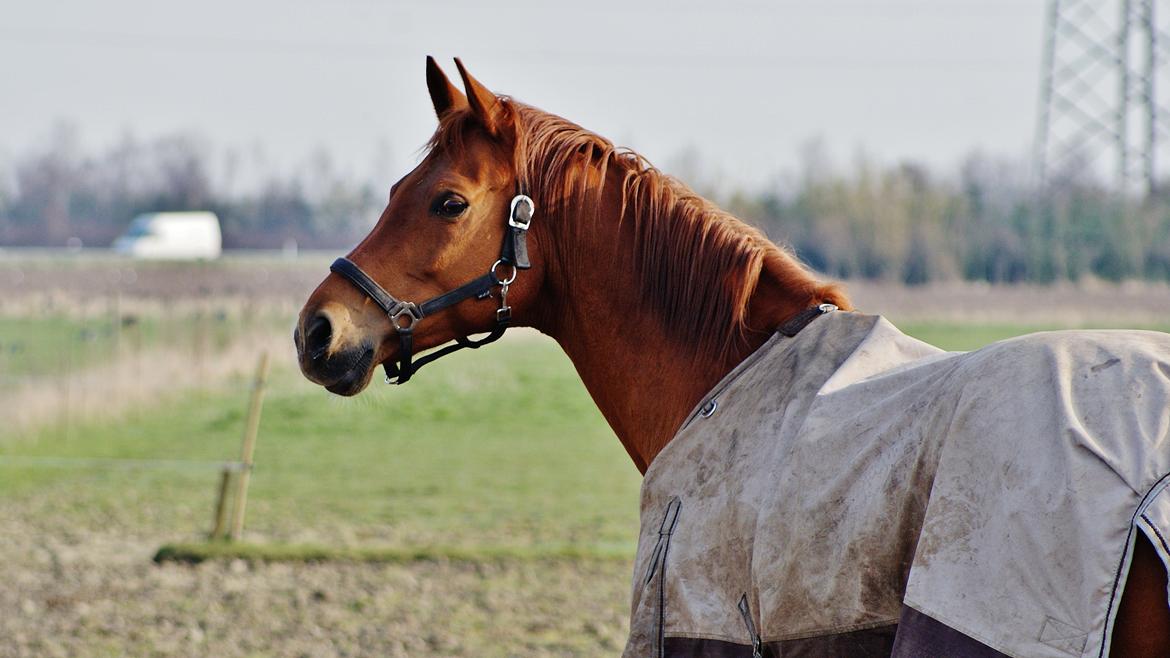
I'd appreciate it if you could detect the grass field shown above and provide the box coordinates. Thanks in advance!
[1,336,640,552]
[900,320,1170,352]
[0,311,286,385]
[3,316,1168,656]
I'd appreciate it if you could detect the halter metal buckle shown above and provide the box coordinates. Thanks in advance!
[388,301,422,330]
[508,195,534,230]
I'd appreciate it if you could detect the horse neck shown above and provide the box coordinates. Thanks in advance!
[531,167,825,474]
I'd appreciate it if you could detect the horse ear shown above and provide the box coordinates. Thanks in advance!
[426,56,466,118]
[453,58,502,134]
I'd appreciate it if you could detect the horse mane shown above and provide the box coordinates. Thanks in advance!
[428,100,848,360]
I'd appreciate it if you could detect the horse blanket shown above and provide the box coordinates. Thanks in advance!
[624,311,1170,658]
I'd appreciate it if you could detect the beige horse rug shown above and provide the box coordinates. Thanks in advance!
[625,311,1170,658]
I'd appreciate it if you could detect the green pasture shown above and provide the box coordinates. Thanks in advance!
[0,311,282,384]
[0,315,134,380]
[903,321,1170,352]
[3,319,1169,560]
[0,337,641,554]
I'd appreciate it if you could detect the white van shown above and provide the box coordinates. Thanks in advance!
[113,211,222,260]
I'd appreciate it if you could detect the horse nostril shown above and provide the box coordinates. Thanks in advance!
[304,312,333,360]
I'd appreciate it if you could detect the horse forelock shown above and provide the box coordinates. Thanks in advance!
[425,98,842,361]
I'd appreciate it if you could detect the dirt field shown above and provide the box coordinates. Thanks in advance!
[0,522,630,658]
[846,278,1170,325]
[0,253,330,306]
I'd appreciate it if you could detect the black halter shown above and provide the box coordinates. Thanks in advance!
[329,190,534,385]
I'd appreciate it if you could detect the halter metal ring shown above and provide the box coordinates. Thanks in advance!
[491,259,518,286]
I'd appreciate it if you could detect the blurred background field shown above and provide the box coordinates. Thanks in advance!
[2,254,1168,657]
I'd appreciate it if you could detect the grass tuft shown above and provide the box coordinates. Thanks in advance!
[153,541,634,565]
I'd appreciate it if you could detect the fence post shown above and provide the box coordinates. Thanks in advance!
[209,467,233,540]
[229,351,270,541]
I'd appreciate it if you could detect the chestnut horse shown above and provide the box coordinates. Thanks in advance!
[295,58,1169,656]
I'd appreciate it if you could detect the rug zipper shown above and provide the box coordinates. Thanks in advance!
[644,498,682,584]
[737,593,763,658]
[643,497,681,658]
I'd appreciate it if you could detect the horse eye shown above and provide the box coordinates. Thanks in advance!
[433,194,468,219]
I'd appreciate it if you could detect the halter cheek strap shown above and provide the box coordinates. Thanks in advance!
[329,190,534,385]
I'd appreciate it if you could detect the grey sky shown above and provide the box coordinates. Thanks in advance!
[1,0,1046,190]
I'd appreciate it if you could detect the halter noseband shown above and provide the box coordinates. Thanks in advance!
[329,189,534,385]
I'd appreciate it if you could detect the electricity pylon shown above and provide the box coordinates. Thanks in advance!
[1035,0,1170,195]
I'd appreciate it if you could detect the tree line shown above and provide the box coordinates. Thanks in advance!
[0,125,382,250]
[724,153,1170,284]
[2,127,1168,284]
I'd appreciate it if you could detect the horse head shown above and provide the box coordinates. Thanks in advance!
[295,58,544,395]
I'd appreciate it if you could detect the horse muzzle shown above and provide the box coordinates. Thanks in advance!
[295,309,379,396]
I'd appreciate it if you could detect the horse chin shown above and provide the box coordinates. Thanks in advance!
[322,347,376,396]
